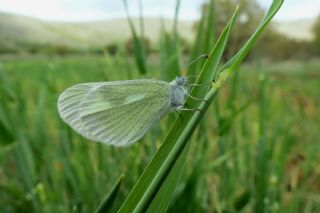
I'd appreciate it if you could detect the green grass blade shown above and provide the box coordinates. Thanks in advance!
[212,0,283,92]
[0,102,15,146]
[0,65,16,101]
[0,66,16,146]
[188,0,216,81]
[187,8,205,79]
[159,18,170,81]
[171,0,181,75]
[95,174,124,213]
[123,0,147,75]
[118,0,283,210]
[159,0,181,81]
[254,74,269,213]
[203,0,216,53]
[118,7,239,213]
[138,0,144,53]
[191,6,239,99]
[218,0,284,74]
[146,140,192,213]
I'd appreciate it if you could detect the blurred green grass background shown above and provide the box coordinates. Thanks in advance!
[1,55,319,212]
[1,0,320,212]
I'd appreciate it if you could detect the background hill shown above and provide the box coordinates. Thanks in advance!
[0,11,316,51]
[0,12,194,50]
[274,19,316,41]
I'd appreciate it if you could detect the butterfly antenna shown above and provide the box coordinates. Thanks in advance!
[182,54,209,75]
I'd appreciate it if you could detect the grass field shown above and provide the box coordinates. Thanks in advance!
[1,0,320,212]
[0,54,319,212]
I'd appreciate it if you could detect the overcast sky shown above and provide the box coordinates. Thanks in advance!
[0,0,319,22]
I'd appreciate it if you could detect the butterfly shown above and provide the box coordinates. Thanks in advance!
[57,76,194,146]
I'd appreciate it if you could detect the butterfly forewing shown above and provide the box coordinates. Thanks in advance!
[58,80,172,146]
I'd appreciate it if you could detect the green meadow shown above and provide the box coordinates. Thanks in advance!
[1,0,320,212]
[1,56,320,212]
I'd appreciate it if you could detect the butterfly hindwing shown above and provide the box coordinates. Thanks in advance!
[58,80,172,146]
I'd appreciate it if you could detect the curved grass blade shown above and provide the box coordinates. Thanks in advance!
[218,0,285,75]
[187,0,216,82]
[159,0,181,81]
[95,174,124,213]
[123,0,147,75]
[118,7,239,213]
[0,100,15,147]
[0,66,15,146]
[118,0,283,212]
[212,0,284,93]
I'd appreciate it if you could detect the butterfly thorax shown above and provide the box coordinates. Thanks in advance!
[170,77,188,110]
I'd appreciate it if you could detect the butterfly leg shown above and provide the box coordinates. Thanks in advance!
[186,93,208,102]
[188,82,212,91]
[180,102,202,111]
[180,108,202,111]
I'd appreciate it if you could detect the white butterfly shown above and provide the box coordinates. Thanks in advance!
[57,77,190,146]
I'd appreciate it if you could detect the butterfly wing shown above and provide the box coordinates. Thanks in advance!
[58,79,172,146]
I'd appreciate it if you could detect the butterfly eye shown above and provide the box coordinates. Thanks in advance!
[176,77,188,86]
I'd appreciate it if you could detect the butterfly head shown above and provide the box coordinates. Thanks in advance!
[175,76,188,87]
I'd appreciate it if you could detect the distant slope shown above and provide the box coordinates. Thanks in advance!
[0,11,316,51]
[0,12,194,50]
[273,19,316,41]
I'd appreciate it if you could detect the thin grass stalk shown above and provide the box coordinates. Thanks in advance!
[123,0,147,75]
